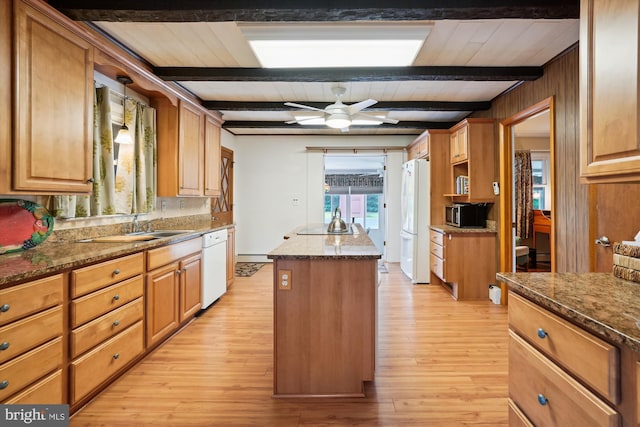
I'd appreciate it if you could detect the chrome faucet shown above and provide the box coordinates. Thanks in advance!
[132,214,139,233]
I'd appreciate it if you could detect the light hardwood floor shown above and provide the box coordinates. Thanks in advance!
[70,263,509,426]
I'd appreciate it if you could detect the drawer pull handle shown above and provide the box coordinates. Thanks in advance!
[537,394,548,406]
[113,353,120,360]
[113,294,120,301]
[0,380,8,390]
[113,320,120,327]
[113,269,121,275]
[0,342,9,351]
[537,328,548,339]
[0,304,9,313]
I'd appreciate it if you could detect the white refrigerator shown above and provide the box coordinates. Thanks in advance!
[400,159,430,283]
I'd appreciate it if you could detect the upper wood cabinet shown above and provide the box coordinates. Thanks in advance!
[580,0,640,183]
[155,97,223,197]
[407,132,429,160]
[204,114,222,197]
[445,119,495,203]
[5,0,93,194]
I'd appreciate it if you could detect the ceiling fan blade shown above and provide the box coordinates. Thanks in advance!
[348,99,377,114]
[285,102,325,112]
[351,112,399,125]
[340,126,350,133]
[286,116,324,125]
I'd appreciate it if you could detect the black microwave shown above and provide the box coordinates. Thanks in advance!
[445,204,487,228]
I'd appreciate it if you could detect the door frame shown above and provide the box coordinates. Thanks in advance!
[499,96,556,275]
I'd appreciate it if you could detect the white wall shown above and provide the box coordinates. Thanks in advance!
[225,134,413,262]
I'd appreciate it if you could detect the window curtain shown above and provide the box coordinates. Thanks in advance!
[114,98,156,214]
[53,86,114,218]
[515,150,533,239]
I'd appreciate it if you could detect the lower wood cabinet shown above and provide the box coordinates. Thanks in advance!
[146,237,202,348]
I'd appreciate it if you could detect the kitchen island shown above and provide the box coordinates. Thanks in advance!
[267,224,381,397]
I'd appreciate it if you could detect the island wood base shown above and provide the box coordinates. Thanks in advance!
[272,258,377,397]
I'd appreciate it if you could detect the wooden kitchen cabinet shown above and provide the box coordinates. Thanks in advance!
[5,0,94,194]
[145,237,202,348]
[204,114,223,197]
[69,254,144,407]
[406,132,429,160]
[445,118,495,203]
[508,292,620,425]
[226,226,236,289]
[580,0,640,183]
[0,274,64,403]
[155,97,224,196]
[429,228,496,300]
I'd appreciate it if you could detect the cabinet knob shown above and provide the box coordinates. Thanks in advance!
[537,394,548,406]
[0,342,9,351]
[87,177,95,183]
[0,380,8,390]
[113,294,120,301]
[0,304,9,313]
[113,320,120,327]
[113,353,120,360]
[176,270,182,276]
[537,328,548,339]
[113,268,121,275]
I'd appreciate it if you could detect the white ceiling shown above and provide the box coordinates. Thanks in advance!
[64,7,580,136]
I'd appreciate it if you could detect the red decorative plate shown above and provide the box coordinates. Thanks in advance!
[0,199,54,254]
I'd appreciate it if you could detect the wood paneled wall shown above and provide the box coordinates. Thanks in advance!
[472,45,590,272]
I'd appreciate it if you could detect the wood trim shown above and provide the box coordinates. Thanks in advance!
[224,121,455,130]
[203,100,492,112]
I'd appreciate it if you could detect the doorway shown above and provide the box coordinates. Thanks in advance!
[499,97,556,274]
[323,155,386,254]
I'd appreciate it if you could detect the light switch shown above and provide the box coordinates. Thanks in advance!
[278,269,292,291]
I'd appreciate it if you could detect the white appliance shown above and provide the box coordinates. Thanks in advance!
[400,159,430,283]
[201,229,228,309]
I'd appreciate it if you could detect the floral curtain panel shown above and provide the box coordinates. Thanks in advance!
[515,150,533,239]
[54,85,156,218]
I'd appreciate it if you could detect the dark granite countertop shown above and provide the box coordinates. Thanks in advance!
[430,224,497,234]
[0,221,233,288]
[498,272,640,353]
[267,224,381,260]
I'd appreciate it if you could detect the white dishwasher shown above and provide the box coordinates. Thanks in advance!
[201,229,228,309]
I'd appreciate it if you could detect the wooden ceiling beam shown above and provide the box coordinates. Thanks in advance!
[222,120,456,130]
[204,101,491,111]
[157,66,542,82]
[49,1,579,22]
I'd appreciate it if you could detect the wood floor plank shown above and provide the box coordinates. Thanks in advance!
[70,263,508,426]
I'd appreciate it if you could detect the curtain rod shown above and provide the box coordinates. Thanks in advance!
[306,146,406,153]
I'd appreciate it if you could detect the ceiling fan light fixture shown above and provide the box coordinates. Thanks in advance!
[325,113,351,129]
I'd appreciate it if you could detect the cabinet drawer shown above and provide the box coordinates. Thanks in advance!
[0,337,62,401]
[71,275,143,328]
[509,331,618,427]
[0,274,63,326]
[430,230,444,246]
[431,255,444,281]
[430,242,444,259]
[71,297,144,358]
[509,292,618,403]
[0,306,63,363]
[147,237,202,270]
[3,370,63,404]
[508,399,533,427]
[71,253,144,297]
[71,321,144,404]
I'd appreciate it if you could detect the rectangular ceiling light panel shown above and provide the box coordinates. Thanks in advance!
[240,23,432,68]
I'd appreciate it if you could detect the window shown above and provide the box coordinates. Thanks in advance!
[531,152,551,210]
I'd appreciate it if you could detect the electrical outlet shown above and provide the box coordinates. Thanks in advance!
[278,269,292,291]
[161,200,167,212]
[179,199,185,210]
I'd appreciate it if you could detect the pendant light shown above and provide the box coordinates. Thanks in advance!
[114,75,133,144]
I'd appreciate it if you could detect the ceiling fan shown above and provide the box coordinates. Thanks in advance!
[285,86,399,131]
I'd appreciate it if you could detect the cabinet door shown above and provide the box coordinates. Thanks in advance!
[179,253,201,322]
[456,125,468,162]
[226,227,235,289]
[204,114,222,197]
[178,101,204,196]
[580,0,640,182]
[145,263,180,347]
[449,131,459,163]
[13,1,93,193]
